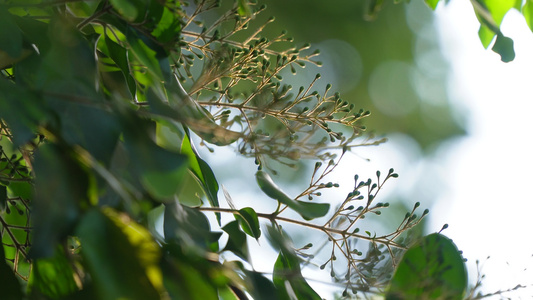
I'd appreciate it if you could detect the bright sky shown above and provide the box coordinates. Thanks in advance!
[429,0,533,296]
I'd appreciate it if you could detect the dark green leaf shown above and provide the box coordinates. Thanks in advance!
[0,9,23,58]
[109,0,148,22]
[163,202,221,252]
[386,233,467,299]
[256,171,330,220]
[235,207,261,239]
[29,247,78,298]
[181,131,221,223]
[30,143,86,258]
[104,35,136,97]
[125,25,170,82]
[0,184,6,211]
[222,220,249,261]
[151,7,182,45]
[161,244,219,300]
[273,250,321,300]
[121,114,188,200]
[0,78,50,146]
[75,209,161,300]
[0,239,23,300]
[492,33,515,62]
[7,181,33,200]
[242,270,279,300]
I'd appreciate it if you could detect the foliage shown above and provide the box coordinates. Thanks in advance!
[423,0,527,62]
[0,0,471,299]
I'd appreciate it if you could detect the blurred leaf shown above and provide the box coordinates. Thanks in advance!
[256,171,329,220]
[0,9,23,58]
[0,78,50,146]
[0,241,23,300]
[365,0,385,20]
[386,233,467,299]
[151,6,182,45]
[125,25,169,82]
[75,208,161,300]
[481,0,516,27]
[160,244,220,300]
[237,0,252,16]
[273,249,321,300]
[222,220,249,261]
[242,269,279,300]
[110,0,148,22]
[163,202,222,252]
[104,35,136,97]
[30,143,86,258]
[424,0,440,10]
[7,181,33,201]
[102,207,164,292]
[478,23,496,48]
[181,130,221,223]
[523,0,533,32]
[36,17,97,95]
[492,33,515,62]
[0,185,6,210]
[121,114,188,200]
[235,207,261,239]
[28,247,78,299]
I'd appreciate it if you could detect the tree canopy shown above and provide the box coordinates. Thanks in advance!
[1,0,528,299]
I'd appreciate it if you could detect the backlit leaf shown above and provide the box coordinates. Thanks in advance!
[76,209,161,300]
[256,171,330,220]
[235,207,261,239]
[222,220,249,261]
[386,233,467,299]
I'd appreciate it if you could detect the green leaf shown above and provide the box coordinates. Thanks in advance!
[160,244,219,300]
[30,143,86,258]
[109,0,148,22]
[242,270,279,300]
[523,0,533,32]
[125,25,169,82]
[0,9,23,58]
[492,33,515,62]
[0,184,6,211]
[0,78,50,146]
[273,250,321,300]
[482,0,516,27]
[386,233,467,299]
[181,131,221,223]
[222,220,249,261]
[478,23,496,49]
[7,181,33,201]
[235,207,261,239]
[104,35,136,97]
[0,241,23,300]
[151,7,182,45]
[365,0,385,20]
[75,209,161,300]
[256,171,330,220]
[29,246,79,298]
[163,202,222,252]
[237,0,252,17]
[121,115,188,200]
[424,0,440,10]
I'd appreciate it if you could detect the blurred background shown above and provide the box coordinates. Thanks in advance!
[194,0,533,297]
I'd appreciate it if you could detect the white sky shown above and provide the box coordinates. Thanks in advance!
[429,0,533,297]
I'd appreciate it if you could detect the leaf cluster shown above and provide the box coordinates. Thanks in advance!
[0,0,472,299]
